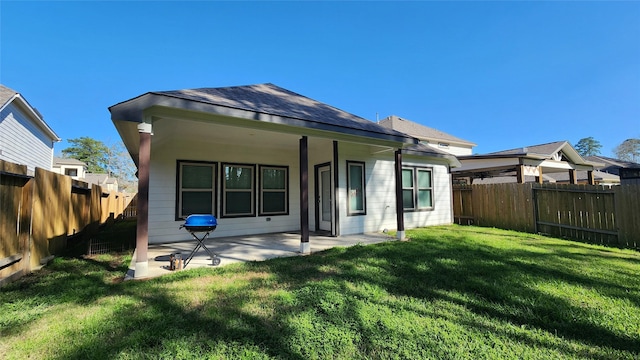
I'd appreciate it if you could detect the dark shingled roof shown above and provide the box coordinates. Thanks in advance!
[150,83,410,140]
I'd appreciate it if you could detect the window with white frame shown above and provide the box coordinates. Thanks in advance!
[259,165,288,215]
[222,163,255,217]
[347,161,366,215]
[402,167,433,211]
[177,161,216,219]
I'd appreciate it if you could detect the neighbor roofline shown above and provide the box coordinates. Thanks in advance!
[1,93,60,142]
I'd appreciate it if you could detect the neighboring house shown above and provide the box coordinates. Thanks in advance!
[547,170,619,186]
[453,141,601,185]
[585,155,640,185]
[84,173,119,192]
[378,115,476,156]
[584,155,639,176]
[0,85,60,174]
[473,170,619,186]
[110,83,461,275]
[53,157,119,190]
[52,157,87,180]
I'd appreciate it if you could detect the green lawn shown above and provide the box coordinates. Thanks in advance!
[1,225,639,359]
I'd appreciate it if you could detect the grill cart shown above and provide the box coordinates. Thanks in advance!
[179,214,221,268]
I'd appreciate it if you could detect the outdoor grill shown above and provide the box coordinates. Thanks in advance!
[179,214,221,268]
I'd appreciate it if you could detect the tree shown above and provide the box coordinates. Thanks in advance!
[107,141,137,192]
[614,138,640,162]
[61,137,138,192]
[574,137,602,157]
[61,137,109,173]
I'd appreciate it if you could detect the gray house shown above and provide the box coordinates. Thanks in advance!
[110,83,460,277]
[0,85,60,174]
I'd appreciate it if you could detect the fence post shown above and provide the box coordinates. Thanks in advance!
[532,184,539,234]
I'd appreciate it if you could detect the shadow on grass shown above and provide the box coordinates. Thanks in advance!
[1,225,639,359]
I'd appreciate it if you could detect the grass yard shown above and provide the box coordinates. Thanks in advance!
[1,225,639,359]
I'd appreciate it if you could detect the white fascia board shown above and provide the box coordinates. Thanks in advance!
[420,136,477,147]
[536,160,594,171]
[6,95,61,142]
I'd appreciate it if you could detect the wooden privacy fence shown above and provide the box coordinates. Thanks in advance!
[453,183,639,250]
[1,159,135,286]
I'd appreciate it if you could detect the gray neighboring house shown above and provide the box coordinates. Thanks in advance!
[110,83,461,277]
[586,155,640,185]
[0,85,60,174]
[378,115,476,156]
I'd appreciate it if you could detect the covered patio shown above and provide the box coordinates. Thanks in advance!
[125,231,394,279]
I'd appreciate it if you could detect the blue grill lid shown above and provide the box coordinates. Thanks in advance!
[184,214,217,227]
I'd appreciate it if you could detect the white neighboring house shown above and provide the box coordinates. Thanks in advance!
[52,157,87,180]
[378,115,476,156]
[52,157,119,191]
[0,85,60,174]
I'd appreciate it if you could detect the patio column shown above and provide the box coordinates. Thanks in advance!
[135,122,152,278]
[516,164,525,183]
[587,170,595,185]
[569,169,578,184]
[394,149,405,240]
[299,136,310,253]
[536,167,544,184]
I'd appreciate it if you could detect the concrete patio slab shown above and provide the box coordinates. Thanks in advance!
[125,232,395,280]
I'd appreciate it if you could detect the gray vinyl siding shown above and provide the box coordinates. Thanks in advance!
[0,103,54,173]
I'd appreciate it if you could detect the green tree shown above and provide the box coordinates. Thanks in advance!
[614,138,640,162]
[574,137,602,157]
[61,137,109,173]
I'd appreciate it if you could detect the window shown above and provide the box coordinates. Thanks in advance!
[347,161,366,215]
[402,167,433,211]
[65,168,78,177]
[177,161,216,219]
[259,165,288,215]
[222,163,255,217]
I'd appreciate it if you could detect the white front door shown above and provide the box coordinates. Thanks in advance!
[317,165,332,231]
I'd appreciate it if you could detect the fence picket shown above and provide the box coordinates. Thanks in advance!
[453,183,639,250]
[1,159,136,286]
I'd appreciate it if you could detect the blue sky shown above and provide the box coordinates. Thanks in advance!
[1,1,638,157]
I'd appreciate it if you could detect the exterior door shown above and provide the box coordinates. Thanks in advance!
[317,165,332,231]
